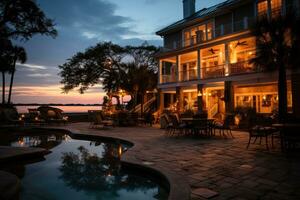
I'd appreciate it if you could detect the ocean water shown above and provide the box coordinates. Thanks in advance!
[16,106,102,113]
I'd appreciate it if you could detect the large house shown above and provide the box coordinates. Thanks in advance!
[156,0,300,119]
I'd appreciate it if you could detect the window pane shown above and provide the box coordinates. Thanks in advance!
[207,23,213,40]
[271,0,282,17]
[258,0,268,17]
[197,25,206,42]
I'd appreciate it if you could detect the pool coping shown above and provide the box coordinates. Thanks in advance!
[0,126,191,200]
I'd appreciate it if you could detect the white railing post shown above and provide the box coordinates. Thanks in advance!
[197,49,201,79]
[244,17,248,29]
[221,24,224,36]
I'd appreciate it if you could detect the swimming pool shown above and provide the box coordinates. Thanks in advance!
[0,131,168,200]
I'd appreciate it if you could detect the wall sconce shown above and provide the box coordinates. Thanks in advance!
[198,91,202,97]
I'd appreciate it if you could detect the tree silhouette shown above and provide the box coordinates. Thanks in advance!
[59,145,164,199]
[250,12,300,122]
[59,42,159,110]
[7,46,27,104]
[0,39,13,104]
[0,0,57,40]
[0,0,57,105]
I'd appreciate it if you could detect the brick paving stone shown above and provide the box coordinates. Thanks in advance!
[192,188,219,199]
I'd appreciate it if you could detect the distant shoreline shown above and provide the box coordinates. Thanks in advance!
[14,104,103,106]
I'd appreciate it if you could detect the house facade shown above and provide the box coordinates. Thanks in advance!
[156,0,300,119]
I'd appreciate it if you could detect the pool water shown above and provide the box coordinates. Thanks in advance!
[0,133,168,200]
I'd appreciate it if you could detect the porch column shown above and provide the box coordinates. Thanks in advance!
[267,0,272,19]
[197,49,201,79]
[197,84,204,113]
[225,81,234,114]
[292,72,300,120]
[159,60,162,84]
[176,87,183,112]
[159,90,164,113]
[176,55,181,82]
[225,43,230,76]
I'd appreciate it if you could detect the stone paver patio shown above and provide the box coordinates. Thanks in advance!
[64,123,300,200]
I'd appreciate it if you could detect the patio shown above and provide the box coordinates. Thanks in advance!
[64,123,300,200]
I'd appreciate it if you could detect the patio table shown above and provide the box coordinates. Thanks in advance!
[272,123,300,151]
[181,118,215,136]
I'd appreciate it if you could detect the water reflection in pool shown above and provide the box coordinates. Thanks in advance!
[0,133,168,200]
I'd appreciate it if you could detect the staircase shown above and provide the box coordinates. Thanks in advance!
[208,103,219,119]
[130,96,157,113]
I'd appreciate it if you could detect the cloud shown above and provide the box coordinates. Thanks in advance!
[144,0,160,4]
[40,0,136,41]
[16,63,48,70]
[27,73,52,77]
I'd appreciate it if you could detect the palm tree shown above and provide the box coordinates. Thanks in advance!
[7,46,27,104]
[0,39,12,104]
[250,12,299,122]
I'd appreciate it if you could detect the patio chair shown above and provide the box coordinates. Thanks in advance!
[37,106,68,125]
[0,106,21,126]
[143,112,154,126]
[88,110,114,128]
[27,109,45,125]
[247,125,277,150]
[213,115,234,138]
[281,126,300,151]
[167,114,187,136]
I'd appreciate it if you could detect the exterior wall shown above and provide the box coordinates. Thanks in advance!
[233,2,255,31]
[215,13,233,37]
[164,31,182,50]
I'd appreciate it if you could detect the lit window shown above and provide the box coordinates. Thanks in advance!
[197,25,206,42]
[257,0,268,17]
[271,0,282,17]
[206,23,213,40]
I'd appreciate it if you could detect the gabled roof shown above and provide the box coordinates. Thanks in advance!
[156,0,247,36]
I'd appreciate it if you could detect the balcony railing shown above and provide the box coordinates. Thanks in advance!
[179,69,198,82]
[161,74,176,84]
[160,60,261,84]
[229,60,255,75]
[202,64,226,79]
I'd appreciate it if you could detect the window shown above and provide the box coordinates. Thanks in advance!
[271,0,282,17]
[184,31,191,47]
[206,23,213,40]
[257,0,268,17]
[197,25,206,42]
[183,21,213,47]
[257,0,282,18]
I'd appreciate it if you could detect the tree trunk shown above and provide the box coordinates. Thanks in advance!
[8,67,15,104]
[278,63,288,123]
[140,93,144,116]
[291,71,300,120]
[2,72,5,104]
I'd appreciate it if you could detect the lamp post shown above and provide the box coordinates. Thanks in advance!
[119,89,126,107]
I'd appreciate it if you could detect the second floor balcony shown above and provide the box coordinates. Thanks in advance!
[160,60,259,84]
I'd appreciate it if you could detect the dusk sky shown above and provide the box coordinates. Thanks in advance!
[13,0,225,104]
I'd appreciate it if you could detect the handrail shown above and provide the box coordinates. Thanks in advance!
[130,96,157,113]
[178,69,198,82]
[159,60,261,84]
[202,64,226,79]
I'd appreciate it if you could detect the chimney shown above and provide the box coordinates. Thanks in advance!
[183,0,196,18]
